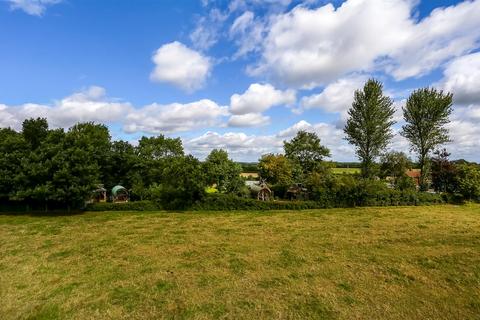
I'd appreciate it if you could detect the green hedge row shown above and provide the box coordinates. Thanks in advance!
[191,192,443,211]
[85,200,159,211]
[85,192,444,212]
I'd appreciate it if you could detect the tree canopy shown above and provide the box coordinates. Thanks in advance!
[401,88,453,190]
[344,79,396,178]
[284,130,330,180]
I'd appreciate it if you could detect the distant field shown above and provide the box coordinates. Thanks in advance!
[332,167,361,174]
[1,205,480,319]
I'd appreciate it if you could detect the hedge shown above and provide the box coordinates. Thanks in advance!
[84,191,444,212]
[85,200,159,211]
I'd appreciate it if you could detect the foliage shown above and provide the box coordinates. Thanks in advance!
[258,153,293,185]
[86,200,159,211]
[203,149,244,194]
[379,151,415,190]
[401,88,453,190]
[149,155,206,210]
[284,130,330,180]
[344,79,396,178]
[22,117,48,150]
[455,163,480,201]
[431,149,458,193]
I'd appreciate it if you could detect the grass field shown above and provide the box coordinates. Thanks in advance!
[1,205,480,319]
[332,167,361,174]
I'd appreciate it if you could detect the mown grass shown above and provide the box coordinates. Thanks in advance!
[1,205,480,319]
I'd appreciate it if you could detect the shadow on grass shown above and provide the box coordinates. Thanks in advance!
[0,209,86,217]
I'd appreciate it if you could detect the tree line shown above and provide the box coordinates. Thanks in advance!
[1,79,479,211]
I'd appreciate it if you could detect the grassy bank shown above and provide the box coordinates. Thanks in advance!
[1,205,479,319]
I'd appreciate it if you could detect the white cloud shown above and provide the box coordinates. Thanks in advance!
[230,83,295,115]
[124,99,228,134]
[387,0,480,80]
[228,113,270,127]
[7,0,61,16]
[185,131,282,161]
[150,41,212,92]
[439,52,480,105]
[190,8,228,50]
[250,0,480,88]
[0,86,131,130]
[229,11,266,57]
[0,87,228,135]
[251,0,412,88]
[300,75,367,115]
[185,119,355,162]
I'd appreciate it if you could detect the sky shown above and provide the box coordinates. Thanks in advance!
[1,0,480,162]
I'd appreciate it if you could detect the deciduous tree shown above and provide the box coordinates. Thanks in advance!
[344,79,396,179]
[401,88,453,190]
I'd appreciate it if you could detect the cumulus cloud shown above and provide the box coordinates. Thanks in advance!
[150,41,212,92]
[230,83,295,115]
[228,113,270,127]
[439,52,480,105]
[7,0,61,16]
[0,86,132,130]
[0,87,228,135]
[250,0,412,88]
[300,75,367,116]
[250,0,480,88]
[387,0,480,80]
[185,131,282,161]
[185,119,355,161]
[124,99,228,134]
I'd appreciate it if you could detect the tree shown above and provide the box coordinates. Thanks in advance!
[0,128,28,200]
[203,149,243,194]
[379,151,415,190]
[104,140,136,189]
[151,155,206,210]
[344,79,396,179]
[401,88,453,190]
[431,149,457,193]
[456,163,480,201]
[284,130,330,179]
[22,118,49,150]
[258,153,293,185]
[136,135,184,186]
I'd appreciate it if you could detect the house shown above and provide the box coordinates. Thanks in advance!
[406,169,421,186]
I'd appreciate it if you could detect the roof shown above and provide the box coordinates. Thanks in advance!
[406,169,421,178]
[112,185,127,196]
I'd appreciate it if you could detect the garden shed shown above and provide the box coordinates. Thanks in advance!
[245,179,272,201]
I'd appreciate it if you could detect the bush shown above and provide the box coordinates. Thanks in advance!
[191,190,443,211]
[85,200,159,211]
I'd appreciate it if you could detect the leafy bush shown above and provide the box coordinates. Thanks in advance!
[456,164,480,201]
[85,200,159,211]
[191,190,443,211]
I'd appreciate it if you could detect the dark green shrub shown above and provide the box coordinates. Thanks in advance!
[85,200,159,211]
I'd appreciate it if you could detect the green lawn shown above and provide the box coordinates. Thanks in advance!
[332,167,361,174]
[1,205,480,319]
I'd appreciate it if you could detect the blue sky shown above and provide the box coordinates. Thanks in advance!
[1,0,480,161]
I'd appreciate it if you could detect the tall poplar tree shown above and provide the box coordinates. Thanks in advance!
[401,88,453,190]
[344,79,396,178]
